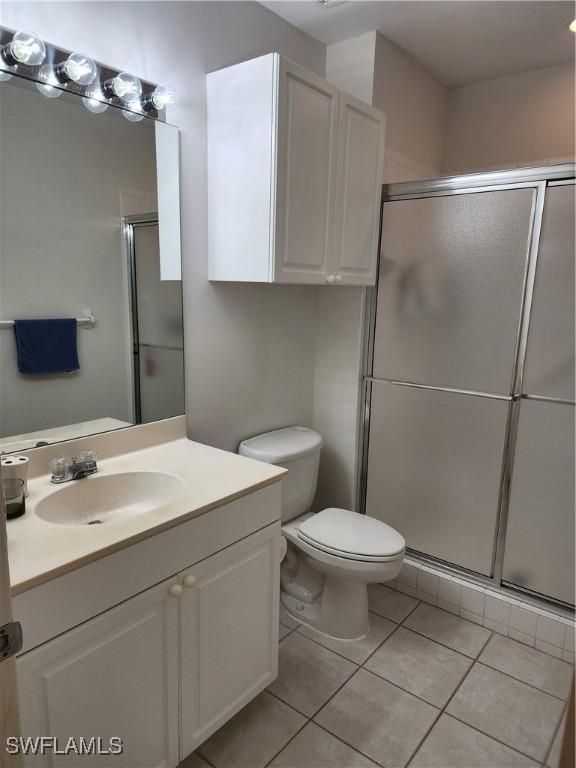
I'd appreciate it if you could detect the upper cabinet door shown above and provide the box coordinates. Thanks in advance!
[522,183,575,401]
[332,93,385,286]
[273,58,339,284]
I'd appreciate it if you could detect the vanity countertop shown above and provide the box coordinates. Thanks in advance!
[7,435,286,595]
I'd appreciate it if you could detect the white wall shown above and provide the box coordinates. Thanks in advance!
[0,1,325,454]
[312,288,365,512]
[325,32,376,105]
[372,33,447,182]
[0,80,157,438]
[443,62,575,173]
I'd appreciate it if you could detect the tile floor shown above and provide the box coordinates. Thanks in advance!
[181,586,574,768]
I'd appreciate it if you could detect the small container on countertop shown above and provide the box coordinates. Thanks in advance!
[1,454,29,497]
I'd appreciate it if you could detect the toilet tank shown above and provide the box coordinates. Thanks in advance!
[238,427,323,522]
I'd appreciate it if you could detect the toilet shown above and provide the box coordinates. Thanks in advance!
[239,426,405,640]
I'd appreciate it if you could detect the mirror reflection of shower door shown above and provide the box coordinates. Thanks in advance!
[128,217,184,424]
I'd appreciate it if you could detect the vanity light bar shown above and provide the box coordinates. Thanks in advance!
[0,27,175,120]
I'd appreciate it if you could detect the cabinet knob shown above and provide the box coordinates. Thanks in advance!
[326,274,336,284]
[335,275,343,284]
[168,583,183,597]
[183,574,197,588]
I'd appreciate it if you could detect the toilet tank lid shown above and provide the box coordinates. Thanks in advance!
[238,427,323,463]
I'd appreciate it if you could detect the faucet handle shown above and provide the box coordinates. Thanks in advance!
[50,457,69,480]
[79,449,98,464]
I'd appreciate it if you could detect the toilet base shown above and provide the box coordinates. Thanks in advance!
[280,516,403,641]
[281,576,371,640]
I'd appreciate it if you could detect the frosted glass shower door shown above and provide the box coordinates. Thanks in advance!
[366,184,537,576]
[522,184,575,401]
[373,189,535,394]
[365,382,509,575]
[502,399,575,604]
[502,182,575,604]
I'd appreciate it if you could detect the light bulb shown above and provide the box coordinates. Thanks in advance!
[36,81,62,99]
[570,19,576,32]
[151,85,176,111]
[57,52,98,85]
[104,72,142,102]
[1,31,46,67]
[123,108,144,123]
[83,95,108,113]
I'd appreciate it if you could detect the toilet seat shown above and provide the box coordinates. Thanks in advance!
[298,508,405,563]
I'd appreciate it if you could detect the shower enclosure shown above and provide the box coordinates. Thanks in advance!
[361,164,575,609]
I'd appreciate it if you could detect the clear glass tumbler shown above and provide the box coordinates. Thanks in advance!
[3,477,26,519]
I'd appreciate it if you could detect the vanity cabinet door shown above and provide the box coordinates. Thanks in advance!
[179,523,280,757]
[17,578,179,767]
[331,92,385,286]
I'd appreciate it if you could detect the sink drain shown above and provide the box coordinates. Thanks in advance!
[87,519,103,525]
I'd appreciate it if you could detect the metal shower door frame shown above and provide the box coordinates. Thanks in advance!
[122,213,159,426]
[358,163,576,608]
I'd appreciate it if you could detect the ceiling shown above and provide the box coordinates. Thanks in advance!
[260,1,576,86]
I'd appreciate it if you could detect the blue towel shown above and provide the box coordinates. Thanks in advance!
[13,319,80,374]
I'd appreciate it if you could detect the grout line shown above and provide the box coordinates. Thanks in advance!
[542,700,567,768]
[279,619,300,632]
[475,660,570,703]
[445,710,553,765]
[260,615,563,768]
[405,642,489,768]
[262,715,309,768]
[293,611,400,665]
[380,622,486,665]
[265,687,312,719]
[361,647,472,711]
[266,637,359,719]
[394,620,489,661]
[279,626,297,641]
[403,711,442,767]
[360,619,405,668]
[361,664,443,711]
[313,720,388,767]
[193,752,217,768]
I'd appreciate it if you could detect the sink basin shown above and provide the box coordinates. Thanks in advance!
[35,471,185,526]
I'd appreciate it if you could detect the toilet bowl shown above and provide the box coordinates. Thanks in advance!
[239,427,405,640]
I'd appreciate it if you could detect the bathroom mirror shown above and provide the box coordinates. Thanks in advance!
[0,73,184,453]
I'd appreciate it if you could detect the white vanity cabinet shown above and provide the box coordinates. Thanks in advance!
[179,526,279,755]
[17,577,180,767]
[207,53,385,286]
[14,485,281,767]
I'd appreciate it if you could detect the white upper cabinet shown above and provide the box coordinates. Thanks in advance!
[274,58,339,284]
[333,93,385,285]
[208,53,385,286]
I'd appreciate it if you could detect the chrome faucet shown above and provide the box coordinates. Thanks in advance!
[50,450,98,484]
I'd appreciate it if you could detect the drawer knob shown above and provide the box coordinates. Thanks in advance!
[168,583,183,597]
[183,575,197,588]
[335,274,343,284]
[326,274,336,284]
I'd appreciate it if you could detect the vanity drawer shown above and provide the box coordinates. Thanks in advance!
[13,483,281,653]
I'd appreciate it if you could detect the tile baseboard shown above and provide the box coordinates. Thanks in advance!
[389,558,575,662]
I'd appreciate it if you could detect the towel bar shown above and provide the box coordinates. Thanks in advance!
[0,311,96,329]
